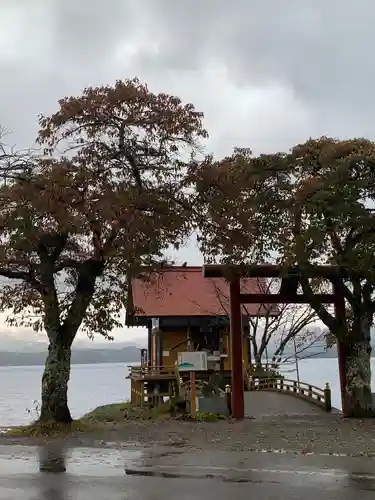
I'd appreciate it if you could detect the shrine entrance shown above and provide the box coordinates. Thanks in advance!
[203,264,347,420]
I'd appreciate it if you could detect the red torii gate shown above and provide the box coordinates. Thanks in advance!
[202,264,347,420]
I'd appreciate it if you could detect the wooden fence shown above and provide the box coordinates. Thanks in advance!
[251,377,332,412]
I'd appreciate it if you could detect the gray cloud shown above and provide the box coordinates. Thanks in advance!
[128,0,375,141]
[50,0,136,66]
[138,0,372,100]
[1,0,374,339]
[2,0,374,154]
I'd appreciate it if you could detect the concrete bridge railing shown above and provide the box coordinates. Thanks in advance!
[250,377,332,412]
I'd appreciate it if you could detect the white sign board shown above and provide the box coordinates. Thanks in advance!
[177,351,208,371]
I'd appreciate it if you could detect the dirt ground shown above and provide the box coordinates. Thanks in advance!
[2,414,375,457]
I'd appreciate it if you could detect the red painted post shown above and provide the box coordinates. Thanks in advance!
[229,278,245,419]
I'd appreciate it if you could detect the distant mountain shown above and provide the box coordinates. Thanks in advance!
[268,334,375,360]
[280,340,375,359]
[0,336,46,353]
[0,345,142,367]
[0,332,147,352]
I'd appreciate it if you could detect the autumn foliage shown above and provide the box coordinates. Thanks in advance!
[0,78,207,422]
[1,75,375,420]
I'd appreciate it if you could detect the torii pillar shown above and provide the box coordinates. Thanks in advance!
[229,278,245,419]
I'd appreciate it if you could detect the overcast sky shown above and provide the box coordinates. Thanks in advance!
[0,0,373,345]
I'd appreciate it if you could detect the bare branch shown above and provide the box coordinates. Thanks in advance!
[54,259,83,273]
[0,268,32,281]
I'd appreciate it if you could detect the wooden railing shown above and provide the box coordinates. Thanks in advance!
[130,381,172,407]
[250,377,332,412]
[128,365,177,379]
[249,362,280,373]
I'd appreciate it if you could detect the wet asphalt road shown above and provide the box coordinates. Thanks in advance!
[0,445,375,499]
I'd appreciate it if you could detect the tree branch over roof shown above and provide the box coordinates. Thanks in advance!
[196,137,375,337]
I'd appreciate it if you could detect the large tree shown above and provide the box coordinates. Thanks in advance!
[196,139,375,417]
[0,78,206,423]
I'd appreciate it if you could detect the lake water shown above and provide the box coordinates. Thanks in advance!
[1,358,374,426]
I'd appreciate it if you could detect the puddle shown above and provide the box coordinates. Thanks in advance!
[126,467,281,483]
[0,446,143,477]
[125,463,375,490]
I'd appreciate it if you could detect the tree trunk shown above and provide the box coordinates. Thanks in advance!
[254,354,262,368]
[342,327,373,418]
[39,340,73,423]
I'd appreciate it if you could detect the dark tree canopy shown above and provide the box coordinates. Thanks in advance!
[196,137,375,416]
[196,138,375,335]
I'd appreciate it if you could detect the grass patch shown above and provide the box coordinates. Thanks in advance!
[5,401,173,438]
[81,401,172,422]
[5,419,95,438]
[80,402,132,424]
[6,401,133,438]
[194,412,227,421]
